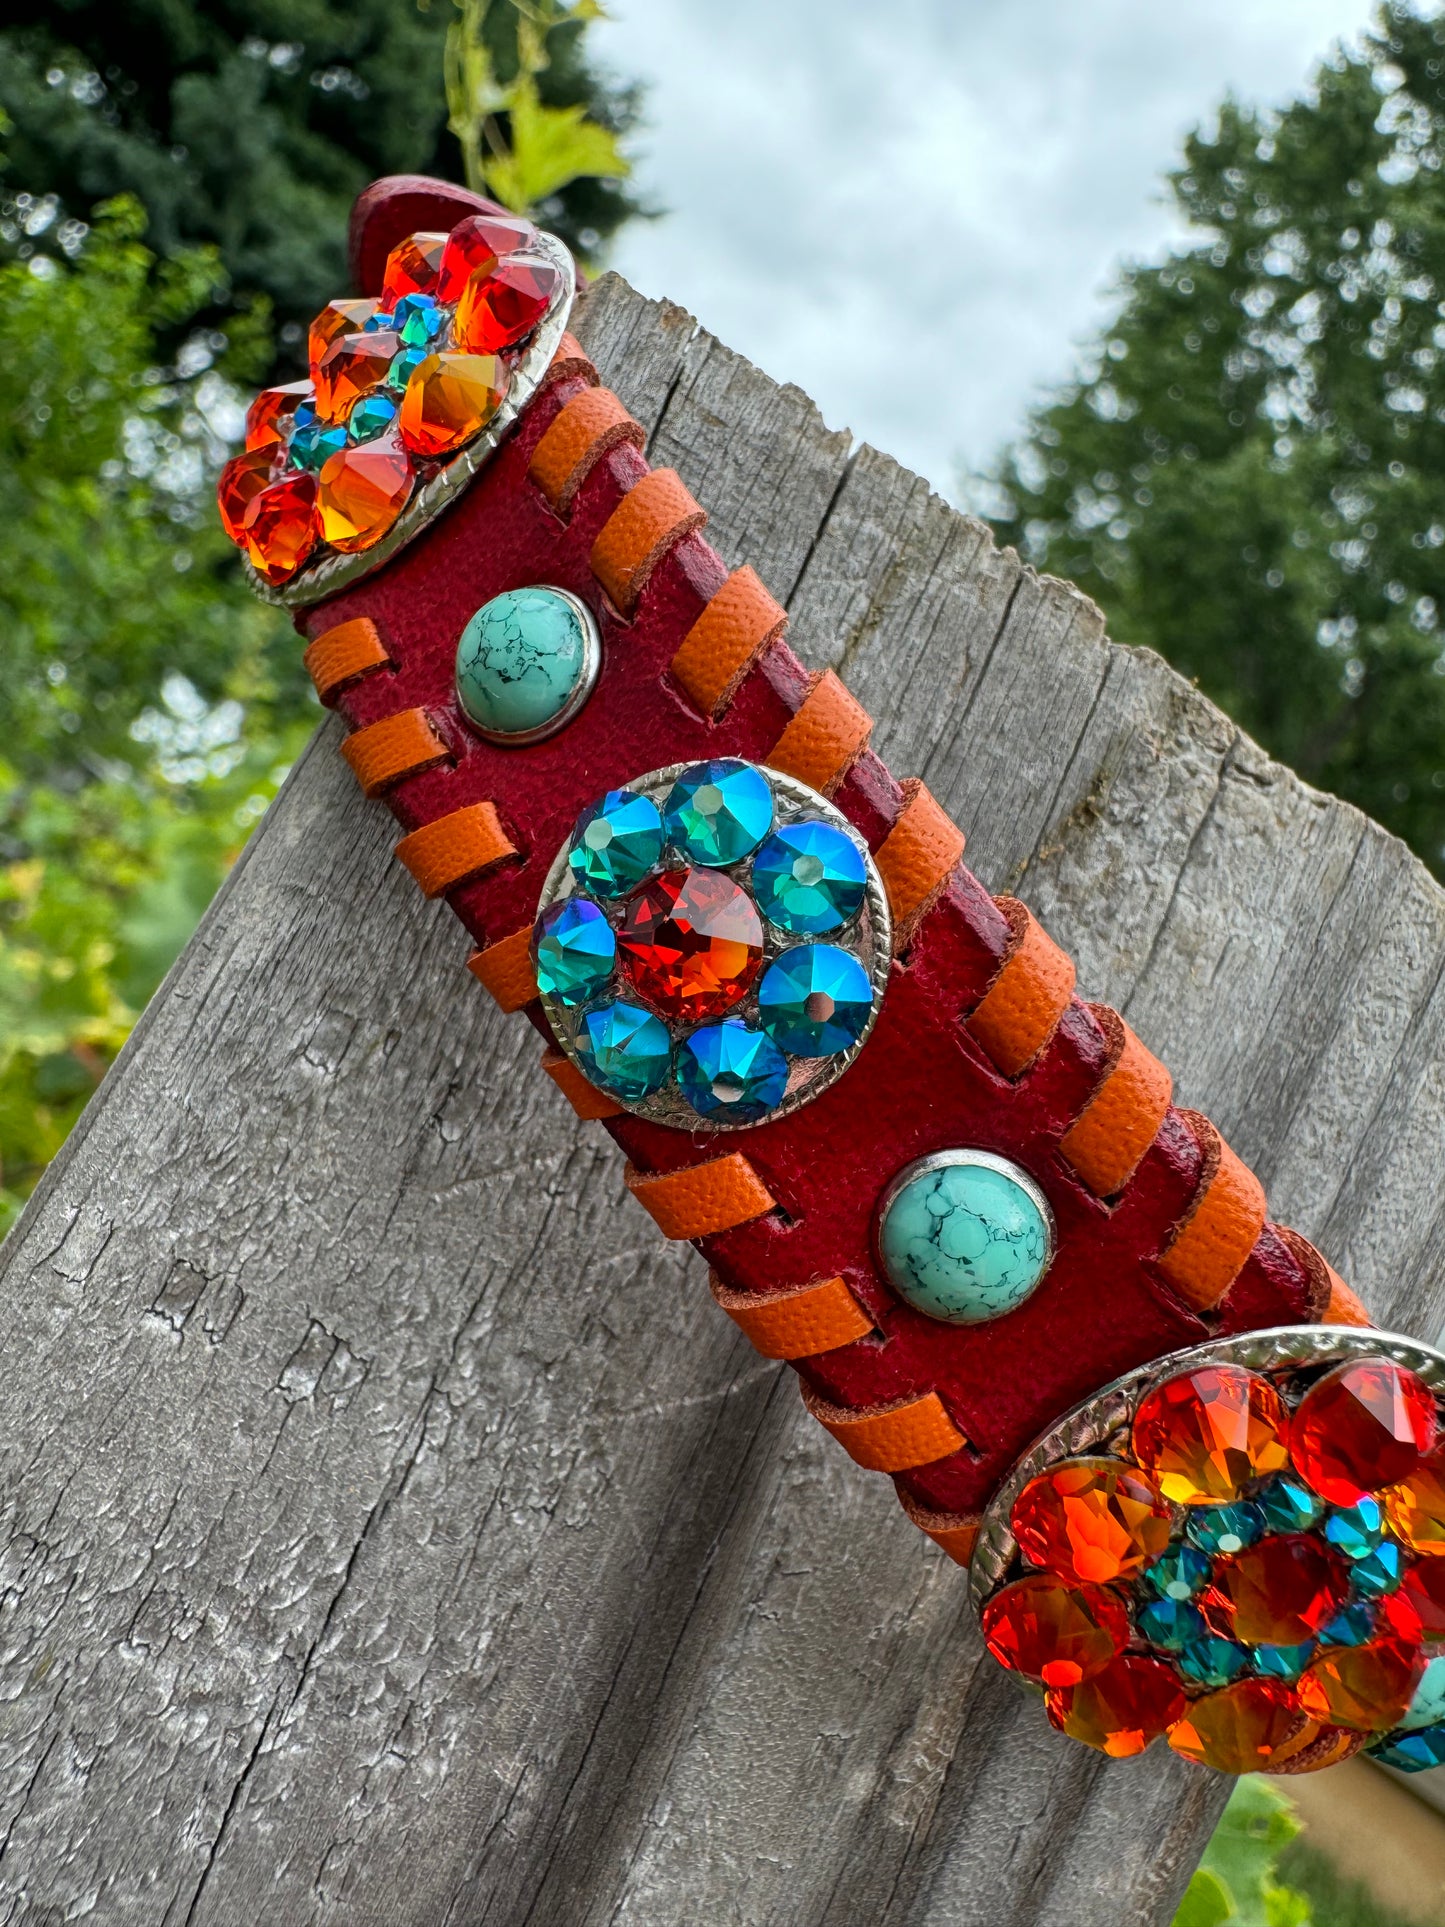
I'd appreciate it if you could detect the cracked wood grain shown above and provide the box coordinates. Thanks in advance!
[0,273,1442,1926]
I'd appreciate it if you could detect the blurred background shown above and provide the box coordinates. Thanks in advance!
[4,4,1445,1916]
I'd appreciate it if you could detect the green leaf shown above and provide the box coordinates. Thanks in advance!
[1175,1781,1313,1927]
[1175,1868,1236,1927]
[483,74,629,211]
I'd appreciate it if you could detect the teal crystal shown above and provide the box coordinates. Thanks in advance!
[363,308,395,332]
[348,392,399,441]
[1368,1723,1445,1772]
[1350,1541,1406,1596]
[676,1020,789,1124]
[751,820,867,935]
[1143,1544,1212,1602]
[392,291,446,349]
[1324,1497,1385,1560]
[1400,1654,1445,1732]
[569,789,665,898]
[575,1000,671,1101]
[1136,1597,1206,1653]
[456,586,594,740]
[1258,1475,1326,1535]
[387,343,431,390]
[1253,1641,1315,1682]
[1320,1601,1376,1646]
[877,1155,1051,1327]
[663,759,774,866]
[1177,1634,1251,1689]
[757,943,873,1057]
[1187,1501,1265,1557]
[289,404,347,472]
[533,897,616,1007]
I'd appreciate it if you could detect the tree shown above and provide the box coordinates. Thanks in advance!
[0,0,641,374]
[985,2,1445,876]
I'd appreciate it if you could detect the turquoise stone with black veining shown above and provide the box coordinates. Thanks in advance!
[877,1157,1050,1326]
[752,819,867,935]
[1399,1654,1445,1731]
[533,897,615,1007]
[568,789,664,898]
[575,1000,670,1100]
[676,1020,789,1124]
[456,586,592,739]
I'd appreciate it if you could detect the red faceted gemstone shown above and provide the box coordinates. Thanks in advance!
[1010,1456,1172,1586]
[981,1576,1129,1687]
[1168,1679,1310,1774]
[314,331,400,422]
[1297,1637,1424,1733]
[1132,1365,1290,1504]
[436,212,536,303]
[453,254,562,353]
[1291,1359,1437,1505]
[245,378,313,453]
[1206,1534,1350,1646]
[242,473,318,584]
[617,867,763,1021]
[381,230,449,306]
[1046,1655,1185,1759]
[217,447,276,544]
[1399,1559,1445,1639]
[307,298,378,383]
[1376,1587,1424,1645]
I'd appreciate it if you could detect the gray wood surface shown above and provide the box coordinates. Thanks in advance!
[1,274,1442,1927]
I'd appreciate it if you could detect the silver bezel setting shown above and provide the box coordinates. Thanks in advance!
[534,761,893,1131]
[875,1148,1057,1324]
[455,585,602,746]
[968,1322,1445,1612]
[246,229,577,611]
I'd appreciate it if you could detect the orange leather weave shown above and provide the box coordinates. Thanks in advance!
[873,780,966,944]
[1275,1226,1341,1325]
[895,1485,981,1567]
[765,671,873,796]
[591,468,707,615]
[395,802,516,897]
[709,1272,874,1360]
[966,897,1077,1077]
[303,616,391,704]
[669,565,788,718]
[802,1383,967,1473]
[1060,1004,1172,1195]
[544,331,598,387]
[528,386,645,515]
[1158,1110,1268,1311]
[467,926,538,1012]
[626,1155,775,1240]
[542,1046,623,1121]
[340,709,450,797]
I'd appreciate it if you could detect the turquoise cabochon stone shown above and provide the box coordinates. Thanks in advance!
[457,586,593,738]
[877,1156,1051,1326]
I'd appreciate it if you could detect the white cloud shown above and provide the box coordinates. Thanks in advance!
[595,0,1381,494]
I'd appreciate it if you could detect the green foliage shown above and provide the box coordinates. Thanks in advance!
[985,3,1445,875]
[1174,1779,1312,1927]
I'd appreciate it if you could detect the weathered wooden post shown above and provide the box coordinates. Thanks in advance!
[1,180,1443,1924]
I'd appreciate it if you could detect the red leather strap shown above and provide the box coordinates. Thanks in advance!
[709,1272,874,1360]
[765,671,872,796]
[395,802,516,897]
[304,616,392,704]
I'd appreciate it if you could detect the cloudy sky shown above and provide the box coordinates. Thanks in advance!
[595,0,1384,496]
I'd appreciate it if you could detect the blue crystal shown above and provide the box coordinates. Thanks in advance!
[1177,1634,1251,1689]
[1136,1598,1206,1652]
[392,291,446,348]
[1253,1641,1315,1682]
[1320,1601,1377,1646]
[1368,1723,1445,1772]
[363,308,396,332]
[663,759,774,866]
[289,414,347,472]
[575,1000,671,1101]
[569,790,665,898]
[1257,1475,1326,1535]
[533,898,616,1007]
[1399,1654,1445,1732]
[1324,1497,1386,1560]
[751,820,867,935]
[348,392,399,442]
[758,944,873,1058]
[1351,1541,1406,1597]
[387,344,432,390]
[1142,1543,1212,1601]
[1186,1501,1266,1556]
[676,1020,789,1124]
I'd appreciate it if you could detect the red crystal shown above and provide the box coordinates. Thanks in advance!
[245,379,312,453]
[1011,1457,1172,1585]
[617,868,763,1021]
[453,254,562,354]
[1046,1655,1185,1758]
[437,212,536,303]
[381,231,448,307]
[217,447,276,544]
[314,331,400,422]
[1132,1365,1289,1504]
[1297,1637,1424,1733]
[242,473,318,585]
[1206,1534,1350,1646]
[1168,1679,1309,1774]
[981,1576,1129,1687]
[1399,1559,1445,1639]
[307,298,378,382]
[1291,1359,1437,1505]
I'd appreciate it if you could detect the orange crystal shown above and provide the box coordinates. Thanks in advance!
[217,447,276,544]
[314,331,401,422]
[1206,1534,1349,1645]
[381,230,448,307]
[245,379,313,453]
[1385,1449,1445,1555]
[1296,1638,1423,1733]
[1132,1365,1289,1504]
[981,1575,1129,1687]
[307,298,378,382]
[242,473,318,585]
[398,351,508,457]
[1010,1456,1171,1585]
[1046,1655,1185,1758]
[453,253,562,353]
[316,438,413,552]
[1167,1679,1309,1774]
